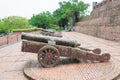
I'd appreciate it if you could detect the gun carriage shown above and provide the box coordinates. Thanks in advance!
[21,33,110,68]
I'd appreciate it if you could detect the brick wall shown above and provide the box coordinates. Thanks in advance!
[0,31,40,46]
[74,0,120,42]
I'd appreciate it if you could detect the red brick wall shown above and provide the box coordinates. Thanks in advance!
[91,0,120,18]
[75,25,120,41]
[74,0,120,42]
[0,31,41,46]
[0,36,8,46]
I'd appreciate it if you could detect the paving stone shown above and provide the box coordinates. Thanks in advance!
[18,53,37,61]
[24,58,120,80]
[0,71,28,80]
[6,61,28,71]
[0,56,20,63]
[0,63,13,73]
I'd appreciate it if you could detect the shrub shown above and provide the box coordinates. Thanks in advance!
[0,21,12,34]
[13,27,42,32]
[3,16,30,29]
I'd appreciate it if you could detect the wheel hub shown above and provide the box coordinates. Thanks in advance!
[45,53,53,61]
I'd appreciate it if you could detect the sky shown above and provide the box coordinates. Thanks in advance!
[0,0,102,19]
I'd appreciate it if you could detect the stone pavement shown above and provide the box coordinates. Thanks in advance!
[0,32,120,80]
[0,41,37,80]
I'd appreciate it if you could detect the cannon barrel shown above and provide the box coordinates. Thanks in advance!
[21,33,80,47]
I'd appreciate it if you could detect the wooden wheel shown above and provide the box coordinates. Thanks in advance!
[38,46,60,68]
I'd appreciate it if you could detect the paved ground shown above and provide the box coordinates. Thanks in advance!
[0,32,120,80]
[0,41,37,80]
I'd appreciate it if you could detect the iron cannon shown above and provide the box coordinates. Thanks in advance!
[21,33,111,68]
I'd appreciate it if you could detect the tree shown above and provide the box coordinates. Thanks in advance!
[3,16,30,29]
[0,16,31,34]
[29,11,58,29]
[53,0,89,29]
[72,0,89,22]
[0,20,12,34]
[53,1,73,29]
[29,0,89,30]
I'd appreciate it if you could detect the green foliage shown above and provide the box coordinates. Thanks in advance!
[3,16,31,29]
[0,21,12,34]
[29,0,89,30]
[53,0,89,29]
[49,24,60,31]
[13,27,42,32]
[29,11,58,29]
[0,16,33,34]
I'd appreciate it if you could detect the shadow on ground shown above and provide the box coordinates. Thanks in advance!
[24,58,80,69]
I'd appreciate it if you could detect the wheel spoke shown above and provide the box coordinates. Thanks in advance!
[46,60,49,64]
[52,57,57,61]
[47,61,50,65]
[42,50,46,54]
[53,53,58,57]
[38,56,43,60]
[39,54,42,57]
[51,50,55,54]
[51,59,55,63]
[38,46,60,67]
[44,49,48,53]
[48,48,51,53]
[55,55,59,58]
[41,52,45,56]
[39,53,45,58]
[48,60,52,65]
[43,60,47,64]
[39,55,43,59]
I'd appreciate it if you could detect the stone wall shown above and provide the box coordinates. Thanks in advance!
[74,0,120,42]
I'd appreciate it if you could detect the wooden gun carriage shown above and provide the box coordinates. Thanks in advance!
[21,33,110,68]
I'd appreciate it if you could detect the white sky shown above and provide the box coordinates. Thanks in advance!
[0,0,102,19]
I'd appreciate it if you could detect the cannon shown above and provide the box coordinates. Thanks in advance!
[40,29,62,37]
[22,32,80,47]
[21,33,111,68]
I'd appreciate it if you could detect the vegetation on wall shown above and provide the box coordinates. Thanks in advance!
[13,27,42,32]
